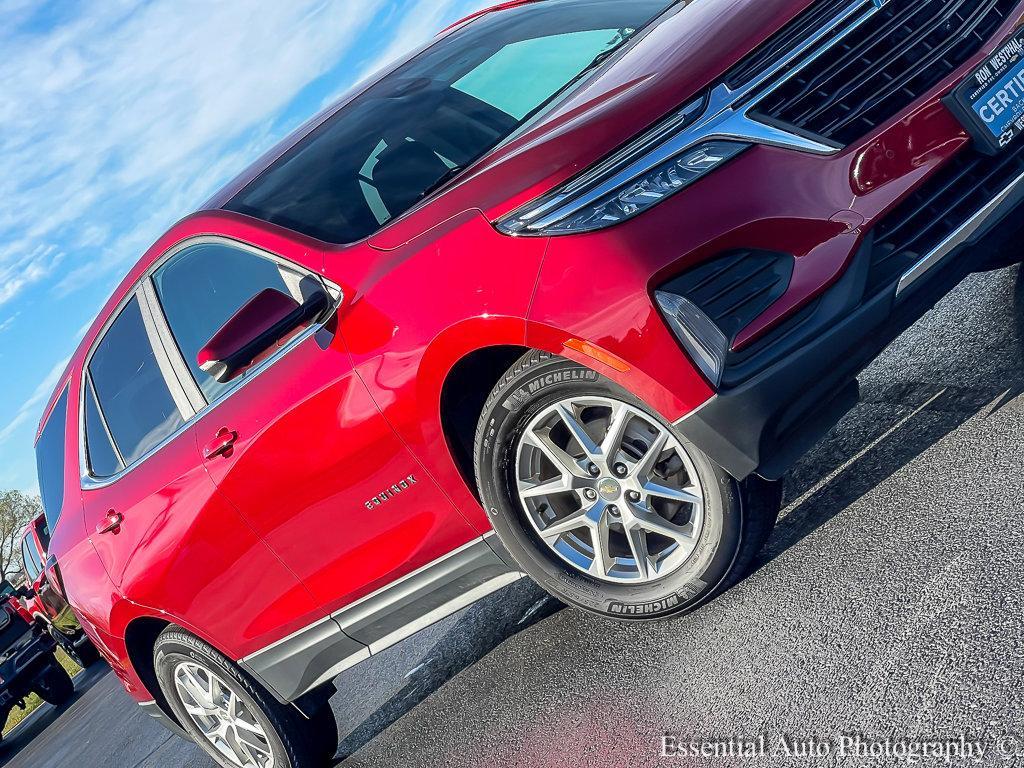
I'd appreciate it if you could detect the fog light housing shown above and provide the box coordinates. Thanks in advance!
[655,291,730,388]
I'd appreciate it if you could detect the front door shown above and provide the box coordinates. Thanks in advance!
[148,236,477,615]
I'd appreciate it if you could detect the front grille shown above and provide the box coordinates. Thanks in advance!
[868,147,1024,293]
[754,0,1018,146]
[660,250,794,342]
[724,0,851,89]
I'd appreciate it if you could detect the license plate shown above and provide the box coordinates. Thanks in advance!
[946,29,1024,155]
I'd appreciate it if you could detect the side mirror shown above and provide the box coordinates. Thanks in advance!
[198,288,330,384]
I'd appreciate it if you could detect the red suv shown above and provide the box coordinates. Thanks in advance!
[34,1,1024,765]
[17,513,100,668]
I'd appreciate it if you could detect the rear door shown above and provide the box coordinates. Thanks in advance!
[146,236,477,616]
[78,288,323,652]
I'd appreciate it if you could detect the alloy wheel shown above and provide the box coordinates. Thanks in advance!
[515,395,705,583]
[173,661,274,768]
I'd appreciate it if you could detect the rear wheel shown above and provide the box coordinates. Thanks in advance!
[35,662,75,706]
[154,628,337,768]
[475,351,781,620]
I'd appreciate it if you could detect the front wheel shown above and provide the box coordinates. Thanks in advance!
[35,662,75,706]
[474,351,781,621]
[154,628,337,768]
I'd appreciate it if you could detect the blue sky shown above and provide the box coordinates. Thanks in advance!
[0,0,491,493]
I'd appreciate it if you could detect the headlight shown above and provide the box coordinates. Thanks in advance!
[654,291,730,388]
[497,97,749,236]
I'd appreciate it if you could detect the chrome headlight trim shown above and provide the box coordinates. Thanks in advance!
[497,0,893,237]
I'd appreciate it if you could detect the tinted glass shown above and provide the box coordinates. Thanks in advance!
[89,297,185,465]
[225,0,674,243]
[153,243,302,401]
[34,516,50,553]
[21,535,42,581]
[83,378,123,478]
[35,388,68,531]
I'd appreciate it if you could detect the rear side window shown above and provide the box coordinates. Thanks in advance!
[21,534,42,581]
[35,388,68,531]
[83,378,123,478]
[152,243,306,402]
[88,297,185,466]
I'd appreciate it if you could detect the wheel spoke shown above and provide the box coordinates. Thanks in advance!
[518,474,573,500]
[632,507,695,545]
[522,430,587,478]
[599,403,632,461]
[178,667,214,709]
[643,481,702,506]
[635,430,669,478]
[624,523,651,580]
[555,403,601,462]
[538,508,591,541]
[588,509,615,579]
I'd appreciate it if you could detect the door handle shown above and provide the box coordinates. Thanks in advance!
[204,428,239,460]
[96,510,123,535]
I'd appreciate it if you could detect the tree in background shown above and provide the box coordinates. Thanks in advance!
[0,492,40,581]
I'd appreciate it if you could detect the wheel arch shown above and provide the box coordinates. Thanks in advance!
[123,616,180,728]
[439,344,531,502]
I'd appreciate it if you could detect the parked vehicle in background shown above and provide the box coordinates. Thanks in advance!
[32,0,1024,766]
[0,581,75,742]
[2,581,33,627]
[18,513,99,669]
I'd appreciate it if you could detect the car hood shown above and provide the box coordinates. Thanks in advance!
[366,0,815,250]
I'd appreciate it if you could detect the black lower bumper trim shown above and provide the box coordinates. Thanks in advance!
[677,194,1023,481]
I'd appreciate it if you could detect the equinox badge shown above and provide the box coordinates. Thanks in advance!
[365,474,418,510]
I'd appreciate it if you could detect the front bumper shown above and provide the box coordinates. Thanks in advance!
[676,162,1024,480]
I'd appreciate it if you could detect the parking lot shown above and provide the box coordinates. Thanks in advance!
[3,264,1023,767]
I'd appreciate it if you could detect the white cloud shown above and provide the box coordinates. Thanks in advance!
[0,0,390,308]
[360,0,493,80]
[0,355,70,446]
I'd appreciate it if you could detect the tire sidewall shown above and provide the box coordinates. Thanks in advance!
[154,631,293,768]
[476,355,743,620]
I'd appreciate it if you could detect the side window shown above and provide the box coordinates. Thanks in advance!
[83,375,124,478]
[88,297,186,466]
[152,243,313,402]
[35,388,68,531]
[21,535,41,582]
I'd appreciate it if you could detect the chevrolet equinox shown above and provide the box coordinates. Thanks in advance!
[33,0,1024,765]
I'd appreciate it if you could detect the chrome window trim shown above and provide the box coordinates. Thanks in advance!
[507,0,892,234]
[79,235,342,491]
[82,372,126,475]
[135,287,197,421]
[139,279,206,413]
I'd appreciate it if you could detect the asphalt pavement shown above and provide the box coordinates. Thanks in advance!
[3,264,1023,768]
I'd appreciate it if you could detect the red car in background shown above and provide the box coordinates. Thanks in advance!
[17,513,99,669]
[31,0,1024,766]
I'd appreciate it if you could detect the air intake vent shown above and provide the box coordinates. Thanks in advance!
[752,0,1017,146]
[660,250,794,343]
[869,147,1024,294]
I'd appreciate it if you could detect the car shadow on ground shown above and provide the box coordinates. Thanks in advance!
[329,578,562,763]
[760,265,1024,569]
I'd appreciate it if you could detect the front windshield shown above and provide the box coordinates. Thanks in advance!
[225,0,676,244]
